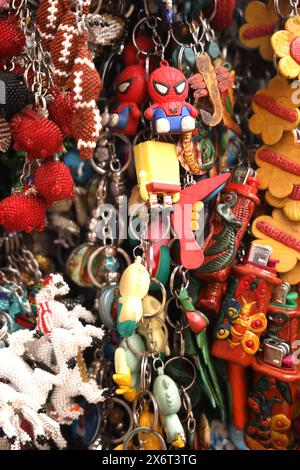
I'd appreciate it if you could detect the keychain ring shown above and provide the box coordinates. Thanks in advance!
[164,356,197,392]
[127,316,168,356]
[91,133,132,175]
[274,0,299,18]
[142,277,167,318]
[132,390,159,430]
[165,296,189,331]
[169,265,189,298]
[123,426,166,450]
[180,387,193,424]
[87,246,131,289]
[132,16,171,55]
[104,397,134,445]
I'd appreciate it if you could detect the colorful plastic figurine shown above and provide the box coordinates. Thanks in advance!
[211,243,282,449]
[153,367,186,448]
[245,284,300,450]
[116,256,151,337]
[109,65,147,136]
[113,333,146,402]
[195,173,260,315]
[144,61,198,134]
[134,140,181,207]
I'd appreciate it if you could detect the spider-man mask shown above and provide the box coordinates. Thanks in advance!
[148,61,188,103]
[115,64,147,105]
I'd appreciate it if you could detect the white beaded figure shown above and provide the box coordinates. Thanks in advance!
[0,274,107,448]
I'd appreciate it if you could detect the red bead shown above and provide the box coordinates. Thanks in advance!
[245,340,254,348]
[48,88,75,138]
[254,320,262,327]
[0,16,25,60]
[34,160,74,205]
[0,192,46,233]
[10,110,63,160]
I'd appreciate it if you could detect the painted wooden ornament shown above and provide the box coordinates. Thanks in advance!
[266,187,300,222]
[188,53,223,127]
[239,0,279,61]
[249,75,300,145]
[271,16,300,79]
[252,209,300,283]
[255,132,300,199]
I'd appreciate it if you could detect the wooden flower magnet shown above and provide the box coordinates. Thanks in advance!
[255,131,300,198]
[249,76,300,145]
[271,16,300,79]
[266,186,300,222]
[252,208,300,280]
[239,0,279,61]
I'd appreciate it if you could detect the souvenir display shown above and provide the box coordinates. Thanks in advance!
[1,0,300,454]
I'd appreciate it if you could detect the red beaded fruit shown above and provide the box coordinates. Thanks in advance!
[10,110,63,160]
[34,160,74,204]
[0,16,25,59]
[0,192,46,232]
[48,87,75,137]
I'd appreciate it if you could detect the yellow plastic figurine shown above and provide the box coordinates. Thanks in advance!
[116,256,151,337]
[138,295,171,356]
[134,140,180,207]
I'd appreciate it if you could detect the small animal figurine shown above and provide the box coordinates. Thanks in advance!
[138,295,170,356]
[144,60,198,134]
[109,65,147,136]
[116,256,151,337]
[113,333,146,402]
[153,367,186,448]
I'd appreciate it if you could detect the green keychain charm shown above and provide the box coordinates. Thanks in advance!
[179,288,226,420]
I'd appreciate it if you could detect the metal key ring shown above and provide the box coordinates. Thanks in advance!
[123,427,166,450]
[142,277,167,319]
[132,390,159,430]
[132,16,171,55]
[87,246,131,289]
[127,316,169,357]
[91,133,132,175]
[180,387,193,424]
[274,0,299,18]
[169,265,189,298]
[104,397,134,445]
[164,356,197,392]
[165,296,189,331]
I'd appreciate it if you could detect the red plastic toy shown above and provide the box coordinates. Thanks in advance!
[109,65,147,136]
[144,60,198,134]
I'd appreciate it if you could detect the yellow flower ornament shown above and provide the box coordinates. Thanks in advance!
[271,16,300,79]
[255,131,300,198]
[239,1,279,61]
[249,76,300,145]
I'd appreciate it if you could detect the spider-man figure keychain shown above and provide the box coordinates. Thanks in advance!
[109,64,147,136]
[144,60,198,134]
